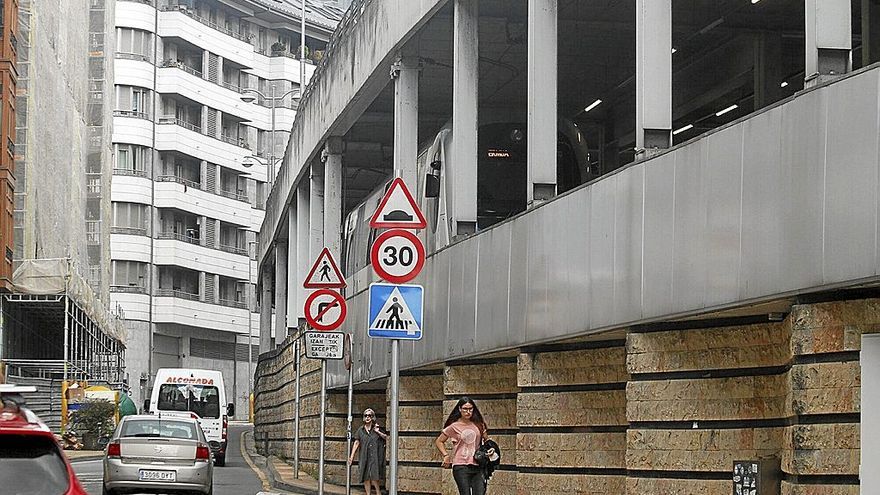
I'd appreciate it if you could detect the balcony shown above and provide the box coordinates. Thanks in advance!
[160,59,202,78]
[113,110,150,120]
[217,188,249,203]
[112,168,148,178]
[156,231,201,245]
[110,226,147,236]
[157,8,255,70]
[218,244,248,256]
[116,52,151,63]
[156,174,201,189]
[218,298,248,310]
[154,180,255,228]
[158,116,201,134]
[155,288,200,301]
[153,236,249,280]
[110,289,150,322]
[110,285,147,294]
[110,230,152,263]
[159,5,249,43]
[152,291,250,333]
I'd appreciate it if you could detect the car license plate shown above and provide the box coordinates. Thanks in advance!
[138,470,176,482]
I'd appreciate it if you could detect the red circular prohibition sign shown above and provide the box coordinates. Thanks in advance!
[370,229,426,284]
[304,289,348,331]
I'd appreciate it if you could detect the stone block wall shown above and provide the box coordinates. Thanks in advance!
[626,321,791,494]
[253,298,879,494]
[517,341,628,494]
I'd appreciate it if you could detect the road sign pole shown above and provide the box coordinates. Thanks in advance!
[318,358,327,495]
[293,334,302,478]
[389,339,400,495]
[346,335,354,495]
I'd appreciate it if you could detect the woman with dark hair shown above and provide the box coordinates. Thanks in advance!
[434,397,489,495]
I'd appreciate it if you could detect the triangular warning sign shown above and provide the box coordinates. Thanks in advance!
[303,247,346,289]
[369,177,427,229]
[369,286,421,335]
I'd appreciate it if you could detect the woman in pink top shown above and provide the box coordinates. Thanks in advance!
[434,397,488,495]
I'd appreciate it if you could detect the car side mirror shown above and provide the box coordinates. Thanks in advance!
[143,399,150,413]
[227,403,235,417]
[425,173,440,198]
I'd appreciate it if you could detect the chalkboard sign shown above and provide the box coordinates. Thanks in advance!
[733,460,759,495]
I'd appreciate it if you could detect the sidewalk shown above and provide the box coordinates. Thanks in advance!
[242,430,366,495]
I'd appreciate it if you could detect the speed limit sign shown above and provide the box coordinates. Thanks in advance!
[370,229,425,284]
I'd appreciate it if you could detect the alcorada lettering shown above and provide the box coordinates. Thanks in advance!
[165,377,214,385]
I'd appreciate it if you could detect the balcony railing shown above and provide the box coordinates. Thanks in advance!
[155,288,200,301]
[116,52,151,63]
[158,116,201,133]
[156,231,201,245]
[119,0,153,4]
[114,110,150,120]
[159,5,250,43]
[218,244,248,256]
[110,285,147,294]
[220,134,249,150]
[156,174,202,190]
[217,188,248,203]
[218,298,247,309]
[112,168,148,178]
[221,81,242,93]
[110,226,148,236]
[161,59,203,78]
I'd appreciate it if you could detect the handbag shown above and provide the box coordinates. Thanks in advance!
[473,443,490,467]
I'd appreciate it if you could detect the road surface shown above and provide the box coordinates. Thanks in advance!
[72,424,266,495]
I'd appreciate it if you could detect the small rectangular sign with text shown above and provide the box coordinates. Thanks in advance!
[304,331,345,360]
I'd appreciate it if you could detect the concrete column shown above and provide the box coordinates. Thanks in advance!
[862,0,880,67]
[286,206,298,334]
[452,0,478,236]
[753,32,783,108]
[200,161,208,189]
[309,164,324,259]
[392,54,420,187]
[259,266,273,352]
[198,272,206,302]
[274,241,288,343]
[805,0,851,88]
[527,0,557,203]
[217,56,224,84]
[295,182,310,321]
[635,0,672,156]
[323,138,344,260]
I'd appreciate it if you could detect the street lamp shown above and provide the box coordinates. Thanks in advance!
[240,87,301,190]
[247,239,258,422]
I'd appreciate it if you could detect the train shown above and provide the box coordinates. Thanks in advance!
[342,119,594,276]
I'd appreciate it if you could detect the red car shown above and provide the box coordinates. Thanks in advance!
[0,385,88,495]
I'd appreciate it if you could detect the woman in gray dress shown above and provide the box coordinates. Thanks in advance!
[348,408,388,495]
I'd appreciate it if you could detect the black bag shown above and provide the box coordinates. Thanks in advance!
[473,444,490,467]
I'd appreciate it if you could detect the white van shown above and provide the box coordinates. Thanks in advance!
[145,368,235,466]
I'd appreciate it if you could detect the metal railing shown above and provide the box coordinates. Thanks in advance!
[110,226,148,236]
[156,174,202,190]
[218,298,247,309]
[158,116,201,133]
[159,5,249,43]
[109,285,147,294]
[221,80,242,93]
[116,52,151,63]
[155,288,201,301]
[156,231,201,245]
[119,0,153,4]
[218,244,248,256]
[112,168,148,178]
[161,59,203,78]
[114,110,150,120]
[220,134,249,150]
[217,188,249,203]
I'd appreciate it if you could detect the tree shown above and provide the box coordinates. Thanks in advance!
[71,399,116,450]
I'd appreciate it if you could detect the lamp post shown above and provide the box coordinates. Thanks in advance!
[247,239,258,420]
[240,87,300,189]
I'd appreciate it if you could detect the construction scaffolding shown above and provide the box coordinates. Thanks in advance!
[0,259,126,387]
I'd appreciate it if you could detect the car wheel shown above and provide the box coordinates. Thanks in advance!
[214,453,225,467]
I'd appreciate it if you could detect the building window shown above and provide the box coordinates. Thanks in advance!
[114,144,150,175]
[112,260,148,288]
[115,85,151,119]
[116,27,152,62]
[112,201,149,234]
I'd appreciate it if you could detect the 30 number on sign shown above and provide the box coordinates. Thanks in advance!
[370,229,425,284]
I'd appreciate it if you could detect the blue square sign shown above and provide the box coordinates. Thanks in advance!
[368,283,424,340]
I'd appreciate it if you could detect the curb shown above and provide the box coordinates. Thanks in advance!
[67,454,105,463]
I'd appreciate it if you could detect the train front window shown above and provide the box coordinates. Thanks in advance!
[477,124,528,229]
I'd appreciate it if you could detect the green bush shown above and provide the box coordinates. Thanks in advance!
[71,399,116,439]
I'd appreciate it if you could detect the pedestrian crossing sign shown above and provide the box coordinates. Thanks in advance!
[368,283,424,340]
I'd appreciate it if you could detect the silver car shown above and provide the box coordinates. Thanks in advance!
[102,414,213,495]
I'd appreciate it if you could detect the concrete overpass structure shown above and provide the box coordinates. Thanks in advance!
[254,0,880,493]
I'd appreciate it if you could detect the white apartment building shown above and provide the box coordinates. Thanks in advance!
[110,0,343,412]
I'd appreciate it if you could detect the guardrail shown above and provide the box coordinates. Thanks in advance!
[156,174,202,190]
[217,188,249,203]
[113,110,150,120]
[112,168,148,178]
[218,298,248,309]
[218,244,248,256]
[161,59,203,78]
[109,285,147,294]
[156,231,201,245]
[154,288,201,301]
[110,226,148,236]
[116,52,151,63]
[157,116,201,133]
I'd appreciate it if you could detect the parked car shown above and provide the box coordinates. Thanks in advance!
[0,384,88,495]
[102,414,214,495]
